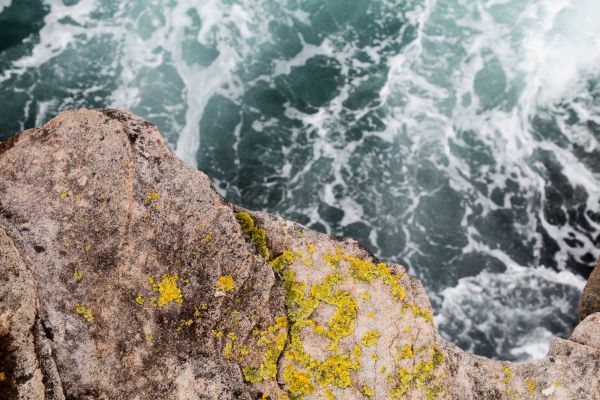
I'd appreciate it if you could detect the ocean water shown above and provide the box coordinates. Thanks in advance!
[1,0,599,361]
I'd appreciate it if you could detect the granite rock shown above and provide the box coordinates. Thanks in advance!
[579,257,600,321]
[0,109,599,400]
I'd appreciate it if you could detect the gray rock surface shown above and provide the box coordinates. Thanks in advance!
[0,109,599,400]
[580,257,600,321]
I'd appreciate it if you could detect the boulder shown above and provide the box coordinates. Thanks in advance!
[0,109,599,399]
[579,257,600,321]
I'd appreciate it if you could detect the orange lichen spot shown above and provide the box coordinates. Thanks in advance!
[306,243,317,254]
[151,274,183,306]
[73,271,83,282]
[361,330,380,347]
[135,295,145,305]
[216,275,236,293]
[0,372,5,381]
[75,304,94,322]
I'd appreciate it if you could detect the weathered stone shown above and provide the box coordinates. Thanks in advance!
[579,257,600,321]
[0,109,598,399]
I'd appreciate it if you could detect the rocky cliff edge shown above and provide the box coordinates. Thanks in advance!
[0,109,599,400]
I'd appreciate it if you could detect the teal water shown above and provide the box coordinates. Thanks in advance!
[1,0,599,361]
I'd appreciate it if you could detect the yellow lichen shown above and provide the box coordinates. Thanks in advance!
[74,304,94,322]
[194,307,201,318]
[502,366,512,384]
[362,385,375,397]
[353,344,363,359]
[321,390,334,400]
[224,342,234,360]
[283,364,316,397]
[242,316,288,383]
[367,312,375,319]
[360,293,371,300]
[146,192,159,201]
[361,330,381,347]
[203,233,212,243]
[135,295,145,305]
[145,335,153,342]
[211,330,223,338]
[525,378,535,393]
[399,345,414,359]
[389,346,445,400]
[315,354,360,388]
[151,274,183,306]
[73,271,83,281]
[235,211,270,259]
[306,243,317,254]
[216,275,236,292]
[270,249,302,272]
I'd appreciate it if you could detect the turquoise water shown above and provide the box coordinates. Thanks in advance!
[1,0,599,361]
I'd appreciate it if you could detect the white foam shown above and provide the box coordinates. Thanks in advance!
[0,0,11,13]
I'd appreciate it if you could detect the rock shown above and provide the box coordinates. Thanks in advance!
[579,257,600,321]
[0,108,599,399]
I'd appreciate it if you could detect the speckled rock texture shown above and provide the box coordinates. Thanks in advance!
[579,257,600,321]
[0,109,599,400]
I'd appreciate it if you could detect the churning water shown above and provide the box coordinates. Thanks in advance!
[1,0,599,361]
